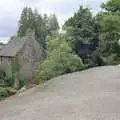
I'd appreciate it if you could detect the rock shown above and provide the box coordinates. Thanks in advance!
[6,87,17,96]
[19,86,27,93]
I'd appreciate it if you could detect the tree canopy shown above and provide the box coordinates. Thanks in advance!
[95,0,120,65]
[64,6,99,66]
[11,0,120,82]
[17,7,60,48]
[37,35,83,81]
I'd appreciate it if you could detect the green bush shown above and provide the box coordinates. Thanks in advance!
[0,70,5,79]
[0,87,8,100]
[103,54,116,65]
[0,87,17,101]
[19,75,26,89]
[0,69,14,87]
[6,87,17,96]
[4,76,14,87]
[37,35,84,82]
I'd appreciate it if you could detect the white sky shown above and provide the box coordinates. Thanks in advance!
[0,0,106,43]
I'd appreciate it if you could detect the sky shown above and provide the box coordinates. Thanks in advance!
[0,0,106,43]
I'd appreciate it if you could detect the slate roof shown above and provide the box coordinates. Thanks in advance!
[0,37,27,57]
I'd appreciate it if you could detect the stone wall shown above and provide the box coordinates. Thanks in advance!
[18,38,42,82]
[0,57,12,72]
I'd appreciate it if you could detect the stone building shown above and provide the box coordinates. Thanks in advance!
[0,43,5,50]
[0,35,42,82]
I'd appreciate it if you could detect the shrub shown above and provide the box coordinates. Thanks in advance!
[6,87,17,96]
[103,54,117,65]
[0,87,8,100]
[0,69,14,87]
[0,70,5,79]
[4,76,14,87]
[37,35,84,82]
[0,87,16,101]
[19,75,26,89]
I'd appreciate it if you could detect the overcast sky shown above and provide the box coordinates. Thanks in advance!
[0,0,106,43]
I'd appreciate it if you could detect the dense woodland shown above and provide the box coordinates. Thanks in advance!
[1,0,120,99]
[36,0,120,81]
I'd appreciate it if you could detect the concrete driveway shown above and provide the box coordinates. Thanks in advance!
[0,66,120,120]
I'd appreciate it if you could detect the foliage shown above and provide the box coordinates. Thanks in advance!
[6,87,17,96]
[98,14,120,33]
[0,57,23,88]
[18,7,46,47]
[0,87,8,100]
[48,14,60,35]
[0,64,14,87]
[101,0,120,13]
[11,57,20,74]
[95,0,120,65]
[37,35,83,81]
[19,75,26,89]
[18,7,60,48]
[64,6,99,65]
[0,87,17,100]
[0,56,26,100]
[0,70,5,80]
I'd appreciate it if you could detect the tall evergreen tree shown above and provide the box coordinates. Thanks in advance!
[48,14,60,35]
[64,6,99,65]
[18,7,31,37]
[18,7,60,48]
[18,7,48,48]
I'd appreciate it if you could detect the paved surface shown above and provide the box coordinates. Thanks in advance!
[0,66,120,120]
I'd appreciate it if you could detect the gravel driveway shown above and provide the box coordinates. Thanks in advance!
[0,66,120,120]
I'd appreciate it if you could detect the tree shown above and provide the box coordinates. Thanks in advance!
[48,14,60,35]
[99,0,120,34]
[37,35,83,81]
[101,0,120,13]
[95,0,120,65]
[18,7,35,37]
[64,6,99,65]
[18,7,48,48]
[18,7,60,49]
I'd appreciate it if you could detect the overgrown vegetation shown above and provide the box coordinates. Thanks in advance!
[0,57,24,100]
[0,87,8,100]
[95,0,120,65]
[36,35,83,82]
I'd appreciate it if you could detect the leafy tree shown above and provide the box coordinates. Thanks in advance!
[95,0,120,65]
[64,6,99,65]
[37,35,83,81]
[101,0,120,13]
[0,87,8,100]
